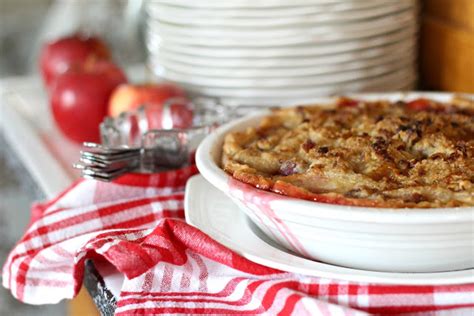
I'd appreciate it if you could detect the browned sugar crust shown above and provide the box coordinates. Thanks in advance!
[222,98,474,208]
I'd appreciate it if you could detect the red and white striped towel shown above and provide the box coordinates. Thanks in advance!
[2,167,474,315]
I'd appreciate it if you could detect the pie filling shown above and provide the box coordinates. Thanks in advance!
[221,97,474,208]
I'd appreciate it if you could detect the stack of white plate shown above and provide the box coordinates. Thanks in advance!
[146,0,419,106]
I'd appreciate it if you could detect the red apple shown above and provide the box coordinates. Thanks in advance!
[40,34,111,88]
[108,83,186,117]
[50,60,127,143]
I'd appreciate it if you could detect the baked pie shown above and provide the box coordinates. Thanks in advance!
[222,97,474,208]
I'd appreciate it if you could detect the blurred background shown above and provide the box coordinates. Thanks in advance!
[1,1,144,315]
[1,0,472,91]
[0,0,473,315]
[0,0,145,77]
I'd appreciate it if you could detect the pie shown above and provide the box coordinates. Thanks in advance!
[221,97,474,208]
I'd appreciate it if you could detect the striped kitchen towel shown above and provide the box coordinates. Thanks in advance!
[2,166,473,315]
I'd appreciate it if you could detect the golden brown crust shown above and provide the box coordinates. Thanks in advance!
[222,97,474,208]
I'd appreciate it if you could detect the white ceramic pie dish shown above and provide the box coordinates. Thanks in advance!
[150,39,414,68]
[149,11,415,47]
[149,1,415,27]
[180,69,416,98]
[153,0,403,10]
[185,174,474,284]
[152,48,415,79]
[195,92,474,273]
[147,27,415,59]
[155,58,415,88]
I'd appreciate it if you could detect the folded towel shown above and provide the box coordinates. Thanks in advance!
[3,166,473,315]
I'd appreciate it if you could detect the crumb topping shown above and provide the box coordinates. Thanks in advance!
[221,97,474,208]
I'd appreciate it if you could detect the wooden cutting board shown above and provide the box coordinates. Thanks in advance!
[423,0,474,31]
[420,0,474,92]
